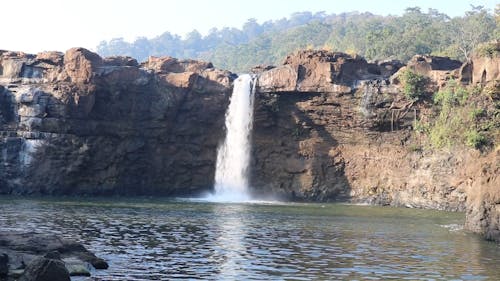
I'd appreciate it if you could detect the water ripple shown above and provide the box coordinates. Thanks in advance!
[0,197,499,280]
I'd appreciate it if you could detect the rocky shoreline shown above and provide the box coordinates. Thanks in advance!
[0,46,498,242]
[0,231,108,280]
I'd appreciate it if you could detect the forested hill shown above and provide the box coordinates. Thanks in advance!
[97,6,499,72]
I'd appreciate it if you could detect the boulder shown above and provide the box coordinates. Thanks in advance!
[0,231,108,272]
[19,256,70,281]
[62,47,103,83]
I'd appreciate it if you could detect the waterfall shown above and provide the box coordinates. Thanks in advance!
[211,74,256,201]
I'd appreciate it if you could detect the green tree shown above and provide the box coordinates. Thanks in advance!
[451,5,496,61]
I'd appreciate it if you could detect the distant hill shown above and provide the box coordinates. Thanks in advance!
[96,6,499,72]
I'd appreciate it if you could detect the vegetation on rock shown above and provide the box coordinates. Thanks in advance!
[400,69,428,100]
[415,81,499,150]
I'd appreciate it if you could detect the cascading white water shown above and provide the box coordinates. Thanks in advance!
[211,74,256,201]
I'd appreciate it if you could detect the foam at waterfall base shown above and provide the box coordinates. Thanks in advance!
[203,190,252,203]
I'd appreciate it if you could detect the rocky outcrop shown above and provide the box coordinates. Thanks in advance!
[19,254,70,281]
[472,42,500,86]
[459,42,500,86]
[392,55,462,89]
[252,50,498,242]
[0,48,232,195]
[464,150,500,242]
[257,50,397,94]
[0,231,107,280]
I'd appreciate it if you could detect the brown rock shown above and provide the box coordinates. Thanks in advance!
[63,47,103,83]
[257,50,374,94]
[258,65,298,92]
[143,56,213,73]
[399,55,462,89]
[465,150,500,242]
[162,72,198,88]
[103,56,139,67]
[36,51,64,65]
[377,60,404,77]
[471,44,500,85]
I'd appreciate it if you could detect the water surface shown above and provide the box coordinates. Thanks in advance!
[0,196,498,280]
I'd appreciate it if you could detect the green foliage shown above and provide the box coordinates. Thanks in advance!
[469,108,485,119]
[415,82,496,150]
[96,7,498,72]
[433,80,469,106]
[450,6,497,60]
[401,70,428,100]
[465,130,487,148]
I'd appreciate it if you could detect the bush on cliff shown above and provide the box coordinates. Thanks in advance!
[418,81,498,150]
[401,70,428,101]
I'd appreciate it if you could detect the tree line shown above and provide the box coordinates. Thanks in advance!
[97,6,499,73]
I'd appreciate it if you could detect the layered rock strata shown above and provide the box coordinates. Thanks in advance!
[0,48,232,195]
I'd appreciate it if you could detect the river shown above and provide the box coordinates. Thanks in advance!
[0,196,498,280]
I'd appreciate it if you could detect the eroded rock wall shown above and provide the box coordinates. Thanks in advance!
[0,48,232,195]
[253,50,499,241]
[252,89,475,211]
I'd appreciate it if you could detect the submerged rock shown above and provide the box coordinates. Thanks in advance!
[0,231,108,279]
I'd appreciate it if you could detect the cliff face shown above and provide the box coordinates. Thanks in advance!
[253,50,467,210]
[0,48,498,242]
[252,50,499,241]
[0,48,232,195]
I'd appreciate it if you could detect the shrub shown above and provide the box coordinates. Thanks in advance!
[433,80,469,107]
[421,81,495,149]
[401,70,428,100]
[465,130,486,148]
[469,108,485,119]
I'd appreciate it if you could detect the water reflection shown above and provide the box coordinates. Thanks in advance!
[0,197,498,280]
[212,204,248,279]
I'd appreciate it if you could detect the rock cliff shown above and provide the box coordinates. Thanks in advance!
[0,48,232,195]
[0,48,498,242]
[252,50,498,241]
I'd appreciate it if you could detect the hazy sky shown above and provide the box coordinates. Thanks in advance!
[2,0,497,54]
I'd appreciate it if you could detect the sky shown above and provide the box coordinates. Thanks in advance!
[2,0,497,54]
